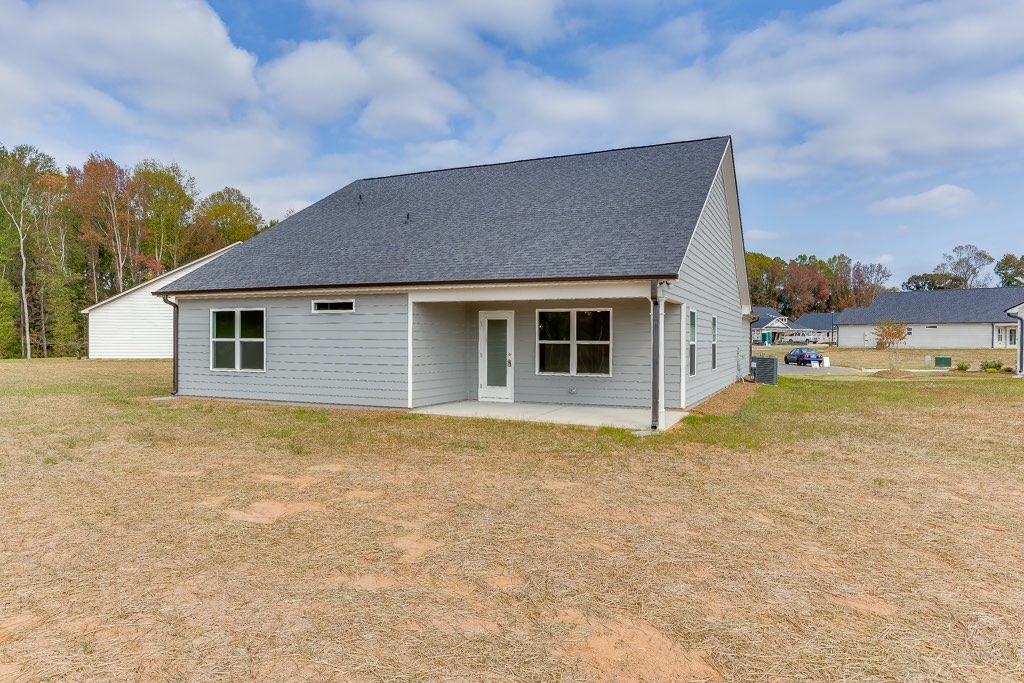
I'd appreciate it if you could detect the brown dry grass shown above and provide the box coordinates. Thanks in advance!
[756,345,1017,370]
[1,359,1023,681]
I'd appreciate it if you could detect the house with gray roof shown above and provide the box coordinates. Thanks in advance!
[155,137,752,430]
[750,306,789,345]
[835,288,1024,349]
[789,312,838,343]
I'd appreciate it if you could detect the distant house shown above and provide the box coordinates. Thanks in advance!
[154,137,752,430]
[750,306,789,345]
[788,312,838,343]
[835,288,1024,349]
[82,244,237,359]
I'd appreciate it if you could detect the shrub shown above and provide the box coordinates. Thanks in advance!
[980,360,1003,372]
[955,361,970,372]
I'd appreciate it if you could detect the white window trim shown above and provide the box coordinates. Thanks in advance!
[535,308,613,377]
[210,308,267,373]
[311,299,355,313]
[688,310,697,377]
[711,315,718,370]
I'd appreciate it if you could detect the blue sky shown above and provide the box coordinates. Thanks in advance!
[2,0,1023,285]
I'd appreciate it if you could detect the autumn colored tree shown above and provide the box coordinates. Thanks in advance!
[69,155,141,297]
[134,160,198,270]
[937,244,993,288]
[745,251,786,309]
[781,261,831,318]
[850,262,892,307]
[994,253,1024,287]
[195,187,263,247]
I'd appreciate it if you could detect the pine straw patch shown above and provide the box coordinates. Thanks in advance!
[688,380,759,417]
[1,360,1024,680]
[871,369,918,379]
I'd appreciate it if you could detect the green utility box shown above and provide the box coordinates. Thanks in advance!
[935,356,952,368]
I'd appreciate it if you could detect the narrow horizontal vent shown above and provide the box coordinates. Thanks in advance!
[312,300,355,313]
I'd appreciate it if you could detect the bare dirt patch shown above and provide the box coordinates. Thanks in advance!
[344,488,384,501]
[872,369,918,379]
[393,534,441,562]
[223,500,325,524]
[328,573,400,591]
[569,618,723,681]
[255,473,320,489]
[830,592,896,618]
[689,380,758,416]
[485,574,524,591]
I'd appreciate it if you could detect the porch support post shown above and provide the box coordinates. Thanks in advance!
[407,298,414,407]
[1017,316,1024,377]
[650,280,665,430]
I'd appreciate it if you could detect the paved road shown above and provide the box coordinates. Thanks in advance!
[776,361,860,377]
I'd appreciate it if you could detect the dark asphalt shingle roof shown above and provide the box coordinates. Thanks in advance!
[836,288,1024,325]
[750,306,786,330]
[790,312,837,330]
[159,137,731,294]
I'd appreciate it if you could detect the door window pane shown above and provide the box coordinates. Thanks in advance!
[688,311,696,343]
[538,311,570,341]
[239,341,265,370]
[576,310,610,341]
[538,343,570,373]
[486,319,507,387]
[240,310,264,338]
[213,311,235,338]
[577,344,610,374]
[212,340,235,369]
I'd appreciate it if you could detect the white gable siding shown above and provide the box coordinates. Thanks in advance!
[665,166,748,408]
[87,276,177,358]
[837,323,994,348]
[86,247,235,359]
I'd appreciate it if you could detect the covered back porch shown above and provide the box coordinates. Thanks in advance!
[407,280,686,430]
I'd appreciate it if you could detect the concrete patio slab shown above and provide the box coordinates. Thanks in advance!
[412,400,686,430]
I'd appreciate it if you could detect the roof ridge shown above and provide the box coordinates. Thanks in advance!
[355,136,731,183]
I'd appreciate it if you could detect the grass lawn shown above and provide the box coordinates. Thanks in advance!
[2,360,1023,680]
[755,345,1018,371]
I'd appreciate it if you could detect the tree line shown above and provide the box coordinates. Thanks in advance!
[749,243,1024,318]
[901,244,1024,290]
[0,143,267,359]
[745,252,892,318]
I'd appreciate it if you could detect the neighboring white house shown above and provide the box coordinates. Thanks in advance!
[82,244,237,359]
[750,306,790,345]
[835,288,1024,349]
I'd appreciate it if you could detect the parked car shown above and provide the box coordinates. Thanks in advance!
[784,347,823,366]
[789,335,820,344]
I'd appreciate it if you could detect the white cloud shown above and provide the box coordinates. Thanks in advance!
[873,253,895,265]
[260,41,368,123]
[746,229,780,241]
[869,184,976,218]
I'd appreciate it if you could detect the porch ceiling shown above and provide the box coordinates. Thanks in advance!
[412,400,686,430]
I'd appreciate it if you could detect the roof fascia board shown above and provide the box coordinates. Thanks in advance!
[172,278,665,302]
[81,242,240,314]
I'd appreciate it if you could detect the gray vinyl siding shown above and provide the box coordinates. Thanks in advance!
[176,294,408,407]
[458,299,652,408]
[666,166,748,408]
[411,302,468,407]
[837,323,996,349]
[664,303,682,409]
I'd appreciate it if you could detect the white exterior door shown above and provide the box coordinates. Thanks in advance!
[478,311,514,402]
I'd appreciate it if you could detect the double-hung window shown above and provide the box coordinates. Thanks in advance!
[537,309,611,375]
[211,309,265,371]
[687,310,697,376]
[711,316,718,370]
